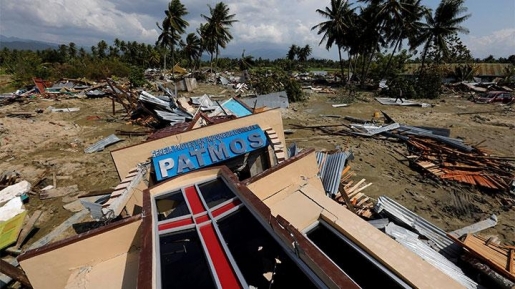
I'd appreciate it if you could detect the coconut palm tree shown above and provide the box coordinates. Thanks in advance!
[287,44,299,60]
[201,2,238,68]
[416,0,470,68]
[156,0,189,70]
[377,0,427,78]
[297,45,312,62]
[312,0,356,82]
[182,33,202,70]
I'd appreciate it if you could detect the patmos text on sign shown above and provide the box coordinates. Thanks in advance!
[151,125,268,181]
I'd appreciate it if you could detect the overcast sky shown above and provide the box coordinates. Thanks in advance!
[1,0,514,60]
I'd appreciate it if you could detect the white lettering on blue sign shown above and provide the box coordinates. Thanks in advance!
[152,125,268,181]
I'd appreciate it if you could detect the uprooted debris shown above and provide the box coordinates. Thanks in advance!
[296,112,515,194]
[401,136,515,192]
[336,167,375,218]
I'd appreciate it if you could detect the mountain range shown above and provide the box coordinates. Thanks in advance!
[0,35,59,51]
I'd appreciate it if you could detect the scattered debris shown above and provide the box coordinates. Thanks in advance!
[84,134,122,153]
[27,210,89,251]
[449,214,498,238]
[5,210,42,255]
[0,197,25,222]
[375,196,462,259]
[403,136,515,192]
[0,211,27,251]
[375,97,432,107]
[0,181,31,204]
[39,185,79,200]
[385,222,479,288]
[50,107,80,113]
[316,150,353,196]
[336,167,375,218]
[449,234,515,282]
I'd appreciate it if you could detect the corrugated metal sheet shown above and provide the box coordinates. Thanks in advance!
[84,134,122,153]
[139,91,175,110]
[316,151,353,196]
[385,222,479,289]
[288,143,299,158]
[154,109,191,125]
[375,196,462,260]
[398,125,474,152]
[239,91,289,109]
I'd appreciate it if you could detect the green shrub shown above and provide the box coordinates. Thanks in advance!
[415,66,443,99]
[129,66,147,88]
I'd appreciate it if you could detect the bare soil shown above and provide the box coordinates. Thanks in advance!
[0,83,513,249]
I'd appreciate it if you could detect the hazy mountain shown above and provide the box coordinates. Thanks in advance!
[0,35,58,51]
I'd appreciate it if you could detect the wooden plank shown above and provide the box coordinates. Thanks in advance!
[0,259,32,288]
[356,197,370,207]
[338,184,356,214]
[341,166,351,177]
[450,234,515,282]
[348,183,372,198]
[346,179,365,195]
[509,249,514,273]
[27,210,89,250]
[14,210,42,250]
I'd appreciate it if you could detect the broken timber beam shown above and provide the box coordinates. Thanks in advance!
[0,259,32,288]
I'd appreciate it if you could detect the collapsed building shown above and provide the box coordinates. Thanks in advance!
[14,109,466,289]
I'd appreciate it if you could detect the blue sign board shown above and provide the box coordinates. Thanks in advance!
[152,125,268,181]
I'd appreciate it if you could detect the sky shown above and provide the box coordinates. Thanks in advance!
[0,0,514,60]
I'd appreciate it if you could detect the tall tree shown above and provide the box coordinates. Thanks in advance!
[181,32,202,70]
[415,0,470,68]
[287,44,299,61]
[68,42,77,59]
[312,0,356,82]
[297,45,312,62]
[156,0,189,70]
[201,2,238,69]
[97,40,108,59]
[375,0,426,78]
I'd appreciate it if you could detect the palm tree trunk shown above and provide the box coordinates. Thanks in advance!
[171,43,177,97]
[420,37,432,71]
[163,50,167,70]
[348,51,353,83]
[362,49,376,87]
[360,52,369,87]
[380,37,402,80]
[338,47,345,85]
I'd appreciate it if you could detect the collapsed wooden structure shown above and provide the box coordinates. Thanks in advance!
[407,136,515,192]
[449,233,515,282]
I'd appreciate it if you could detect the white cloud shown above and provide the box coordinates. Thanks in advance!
[1,0,511,60]
[465,28,515,58]
[1,0,159,45]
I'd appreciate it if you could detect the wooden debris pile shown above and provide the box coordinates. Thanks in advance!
[449,233,515,283]
[405,136,515,193]
[335,166,374,218]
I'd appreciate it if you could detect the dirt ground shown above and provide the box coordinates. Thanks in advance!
[0,83,513,251]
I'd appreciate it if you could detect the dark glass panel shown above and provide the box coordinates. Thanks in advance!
[160,229,216,289]
[218,208,317,289]
[155,190,189,221]
[198,179,235,209]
